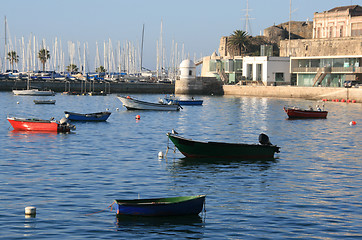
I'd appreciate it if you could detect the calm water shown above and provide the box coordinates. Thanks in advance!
[0,92,361,239]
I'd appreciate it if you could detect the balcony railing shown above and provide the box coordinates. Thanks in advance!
[292,66,361,73]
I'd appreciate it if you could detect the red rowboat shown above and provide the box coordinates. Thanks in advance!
[7,117,75,132]
[283,107,328,119]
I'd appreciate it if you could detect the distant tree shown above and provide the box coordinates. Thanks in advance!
[38,48,50,71]
[66,64,79,73]
[96,66,106,73]
[227,30,250,56]
[7,51,19,72]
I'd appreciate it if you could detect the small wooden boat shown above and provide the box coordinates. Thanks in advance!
[167,132,280,159]
[118,96,181,111]
[114,195,205,217]
[64,111,111,121]
[283,106,328,119]
[7,117,75,132]
[163,95,203,106]
[33,99,56,104]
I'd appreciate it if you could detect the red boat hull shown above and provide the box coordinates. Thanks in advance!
[283,107,328,119]
[7,117,68,132]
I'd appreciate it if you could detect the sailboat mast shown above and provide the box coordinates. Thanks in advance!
[4,16,7,72]
[140,23,145,73]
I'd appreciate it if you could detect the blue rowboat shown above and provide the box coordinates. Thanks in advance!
[164,96,203,106]
[114,195,205,217]
[64,111,111,121]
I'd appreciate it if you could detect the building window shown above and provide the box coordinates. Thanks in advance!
[340,26,343,37]
[275,72,284,81]
[189,70,192,76]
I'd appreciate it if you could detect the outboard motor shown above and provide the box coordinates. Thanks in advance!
[59,117,68,125]
[259,133,272,145]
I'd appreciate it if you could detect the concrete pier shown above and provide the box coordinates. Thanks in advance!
[223,85,362,102]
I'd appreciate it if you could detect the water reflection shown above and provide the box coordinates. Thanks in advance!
[115,215,205,238]
[8,130,58,141]
[165,157,276,169]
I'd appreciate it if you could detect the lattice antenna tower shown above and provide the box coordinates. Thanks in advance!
[241,0,254,35]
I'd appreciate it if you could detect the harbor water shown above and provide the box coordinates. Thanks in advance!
[0,92,361,239]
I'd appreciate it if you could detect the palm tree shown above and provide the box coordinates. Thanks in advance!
[227,30,250,56]
[38,48,50,71]
[95,66,106,73]
[66,64,79,73]
[7,51,19,72]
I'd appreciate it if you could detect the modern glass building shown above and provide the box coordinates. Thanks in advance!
[290,55,362,87]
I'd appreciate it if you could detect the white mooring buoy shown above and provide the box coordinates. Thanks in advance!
[25,206,36,216]
[158,151,164,159]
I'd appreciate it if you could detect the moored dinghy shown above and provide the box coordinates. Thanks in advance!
[283,106,328,119]
[167,131,280,159]
[7,116,75,132]
[64,111,111,121]
[118,96,181,111]
[163,95,203,106]
[114,195,206,217]
[33,99,56,104]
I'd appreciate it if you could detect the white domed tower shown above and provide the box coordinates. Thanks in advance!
[175,59,202,94]
[179,59,196,81]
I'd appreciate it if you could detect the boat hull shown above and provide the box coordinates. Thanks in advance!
[13,89,55,96]
[64,111,111,121]
[283,107,328,119]
[165,98,203,106]
[7,117,71,132]
[118,96,180,111]
[34,100,56,104]
[167,133,280,159]
[115,195,205,217]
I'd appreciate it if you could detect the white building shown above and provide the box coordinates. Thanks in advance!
[242,56,291,85]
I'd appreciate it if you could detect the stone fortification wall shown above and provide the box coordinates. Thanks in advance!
[175,77,224,95]
[280,36,362,57]
[223,85,362,102]
[264,21,313,44]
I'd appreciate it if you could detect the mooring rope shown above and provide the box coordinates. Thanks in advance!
[85,202,114,216]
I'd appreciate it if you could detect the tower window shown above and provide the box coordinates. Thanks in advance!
[189,70,192,76]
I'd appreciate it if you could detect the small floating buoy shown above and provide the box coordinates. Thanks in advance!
[116,108,119,111]
[335,99,339,102]
[17,101,19,104]
[341,99,346,102]
[25,206,36,216]
[135,115,140,120]
[106,108,109,111]
[158,151,163,159]
[352,100,356,103]
[347,99,351,103]
[349,121,356,126]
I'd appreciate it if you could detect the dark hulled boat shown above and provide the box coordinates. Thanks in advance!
[114,195,205,217]
[283,107,328,119]
[167,132,280,159]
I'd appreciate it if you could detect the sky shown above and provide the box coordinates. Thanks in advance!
[0,0,359,72]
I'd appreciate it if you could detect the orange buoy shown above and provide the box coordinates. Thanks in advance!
[126,96,131,99]
[347,99,351,103]
[352,100,356,103]
[349,121,356,126]
[335,99,339,102]
[135,115,140,120]
[341,99,345,102]
[332,99,335,102]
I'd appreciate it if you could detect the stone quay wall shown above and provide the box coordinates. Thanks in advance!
[223,85,362,102]
[0,80,175,94]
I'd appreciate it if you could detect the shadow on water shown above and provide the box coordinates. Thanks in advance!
[115,215,205,237]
